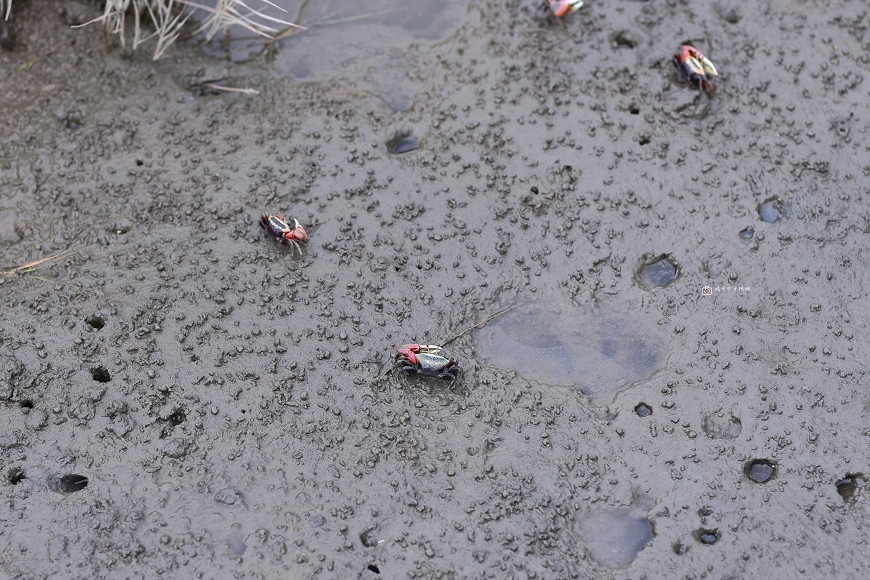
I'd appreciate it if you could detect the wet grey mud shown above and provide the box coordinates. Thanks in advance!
[2,0,870,578]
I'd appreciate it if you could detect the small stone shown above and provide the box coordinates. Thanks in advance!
[214,488,243,506]
[25,409,49,431]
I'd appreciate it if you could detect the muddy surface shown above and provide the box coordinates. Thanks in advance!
[2,0,870,577]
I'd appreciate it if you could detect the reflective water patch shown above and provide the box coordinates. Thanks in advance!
[578,505,655,568]
[474,302,666,399]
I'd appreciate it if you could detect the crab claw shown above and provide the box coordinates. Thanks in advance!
[673,45,718,97]
[681,46,717,77]
[397,344,420,365]
[696,54,718,78]
[548,0,583,17]
[284,218,309,243]
[396,344,443,365]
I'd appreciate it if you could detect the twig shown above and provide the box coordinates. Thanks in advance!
[441,305,518,347]
[317,9,388,26]
[2,247,95,292]
[201,83,259,94]
[265,0,309,44]
[2,247,75,276]
[17,52,52,71]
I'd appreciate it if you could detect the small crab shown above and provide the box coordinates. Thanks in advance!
[260,214,309,256]
[395,344,460,381]
[672,45,718,96]
[547,0,584,17]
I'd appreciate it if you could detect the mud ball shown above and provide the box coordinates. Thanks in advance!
[214,488,243,506]
[634,403,652,417]
[638,255,679,288]
[745,459,777,483]
[739,226,754,239]
[758,198,782,223]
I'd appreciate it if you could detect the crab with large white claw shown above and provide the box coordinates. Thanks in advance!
[672,45,718,97]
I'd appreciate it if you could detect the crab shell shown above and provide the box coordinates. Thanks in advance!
[548,0,583,17]
[396,345,459,380]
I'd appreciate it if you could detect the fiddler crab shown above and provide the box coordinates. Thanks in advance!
[672,45,718,96]
[260,214,309,256]
[547,0,584,17]
[395,344,460,381]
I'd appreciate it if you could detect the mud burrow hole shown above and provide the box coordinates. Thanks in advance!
[90,366,111,383]
[745,459,777,484]
[54,474,89,493]
[85,314,106,330]
[9,467,25,485]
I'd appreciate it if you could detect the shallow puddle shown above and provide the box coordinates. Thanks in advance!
[578,505,655,568]
[199,0,468,107]
[474,302,666,399]
[695,528,719,545]
[758,198,782,223]
[637,255,679,288]
[745,459,776,483]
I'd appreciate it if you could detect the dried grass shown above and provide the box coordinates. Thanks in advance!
[7,0,302,60]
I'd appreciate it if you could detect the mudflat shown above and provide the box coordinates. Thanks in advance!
[2,0,869,577]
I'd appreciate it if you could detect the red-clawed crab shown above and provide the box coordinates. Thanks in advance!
[672,45,718,96]
[547,0,583,17]
[260,214,309,256]
[395,344,460,381]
